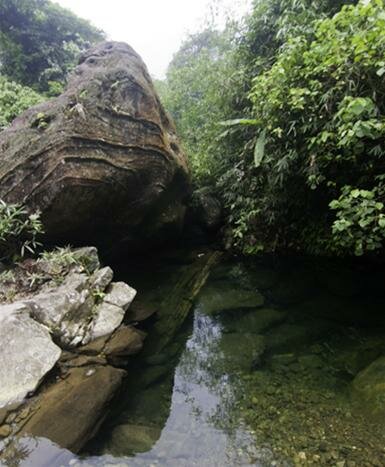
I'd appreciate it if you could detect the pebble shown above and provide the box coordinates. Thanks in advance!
[0,425,11,438]
[298,451,307,460]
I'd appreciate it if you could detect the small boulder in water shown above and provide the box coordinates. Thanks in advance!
[197,282,265,314]
[352,356,385,418]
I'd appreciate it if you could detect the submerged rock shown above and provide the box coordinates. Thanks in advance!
[143,251,222,354]
[218,333,266,371]
[106,423,161,455]
[222,307,286,334]
[104,326,146,366]
[265,320,333,352]
[352,355,385,418]
[0,303,61,409]
[197,282,265,314]
[0,41,190,251]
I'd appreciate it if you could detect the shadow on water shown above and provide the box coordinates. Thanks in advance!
[3,252,385,466]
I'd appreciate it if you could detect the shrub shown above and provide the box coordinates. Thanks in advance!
[0,76,44,130]
[0,200,44,261]
[225,0,385,255]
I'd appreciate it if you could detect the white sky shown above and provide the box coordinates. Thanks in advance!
[54,0,252,78]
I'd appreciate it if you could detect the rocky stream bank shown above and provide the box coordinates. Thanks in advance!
[0,247,218,460]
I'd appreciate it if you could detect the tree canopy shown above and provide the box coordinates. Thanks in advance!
[0,0,104,94]
[158,0,385,257]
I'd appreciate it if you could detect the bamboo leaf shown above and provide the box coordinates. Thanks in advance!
[254,129,266,168]
[219,118,260,127]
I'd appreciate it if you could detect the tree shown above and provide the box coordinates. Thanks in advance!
[231,0,385,255]
[158,26,238,183]
[0,0,104,93]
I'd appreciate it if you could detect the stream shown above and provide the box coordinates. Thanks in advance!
[4,252,385,466]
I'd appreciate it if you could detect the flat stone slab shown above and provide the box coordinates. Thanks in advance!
[20,366,125,453]
[104,282,137,311]
[0,303,61,409]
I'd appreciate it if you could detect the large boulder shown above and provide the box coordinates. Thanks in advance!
[189,187,222,232]
[0,41,190,251]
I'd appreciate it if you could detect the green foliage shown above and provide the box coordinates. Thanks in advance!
[39,246,96,275]
[235,0,385,256]
[0,76,44,130]
[206,0,382,256]
[330,183,385,256]
[39,246,79,267]
[0,0,104,92]
[157,27,239,183]
[159,0,366,256]
[0,200,44,261]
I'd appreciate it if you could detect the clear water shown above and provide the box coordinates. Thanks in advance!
[2,255,385,466]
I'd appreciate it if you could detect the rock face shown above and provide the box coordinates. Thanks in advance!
[0,41,190,250]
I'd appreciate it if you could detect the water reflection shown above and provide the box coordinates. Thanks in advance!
[87,308,266,466]
[3,256,385,466]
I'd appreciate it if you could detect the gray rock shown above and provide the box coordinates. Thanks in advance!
[26,289,86,329]
[89,302,125,340]
[0,303,61,409]
[25,284,94,347]
[59,272,89,292]
[104,282,137,311]
[90,266,113,291]
[72,247,100,273]
[23,268,137,346]
[25,271,90,333]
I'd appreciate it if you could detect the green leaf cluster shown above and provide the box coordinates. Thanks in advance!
[242,0,385,255]
[156,27,240,184]
[0,0,104,92]
[0,200,44,261]
[0,76,44,130]
[330,183,385,255]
